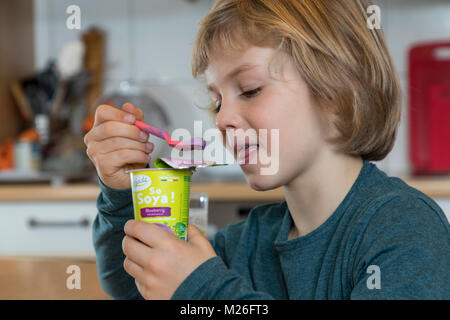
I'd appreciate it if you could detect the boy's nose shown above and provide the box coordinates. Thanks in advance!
[215,101,243,132]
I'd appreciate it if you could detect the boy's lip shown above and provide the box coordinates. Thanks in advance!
[235,143,259,155]
[236,144,259,164]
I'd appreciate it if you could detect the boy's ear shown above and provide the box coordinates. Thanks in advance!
[317,108,339,141]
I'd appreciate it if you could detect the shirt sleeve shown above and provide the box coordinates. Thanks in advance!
[171,227,276,300]
[171,256,275,300]
[92,176,144,300]
[350,197,450,299]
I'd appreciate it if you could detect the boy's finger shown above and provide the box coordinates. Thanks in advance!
[88,121,148,143]
[187,224,203,242]
[123,256,145,280]
[122,102,144,121]
[98,149,150,172]
[94,104,136,127]
[124,220,173,248]
[91,137,154,156]
[122,235,151,270]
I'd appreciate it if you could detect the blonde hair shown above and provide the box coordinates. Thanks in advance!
[192,0,402,161]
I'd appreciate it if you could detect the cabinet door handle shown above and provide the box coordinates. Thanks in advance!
[28,217,90,229]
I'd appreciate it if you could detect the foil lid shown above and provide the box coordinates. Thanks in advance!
[154,158,228,170]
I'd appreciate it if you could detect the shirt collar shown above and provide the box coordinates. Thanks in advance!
[274,160,370,249]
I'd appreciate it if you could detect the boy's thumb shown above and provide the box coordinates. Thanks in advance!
[187,224,204,243]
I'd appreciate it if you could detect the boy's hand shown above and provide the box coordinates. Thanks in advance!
[84,103,154,190]
[122,220,217,300]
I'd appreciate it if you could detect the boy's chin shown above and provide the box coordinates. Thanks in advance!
[243,169,282,191]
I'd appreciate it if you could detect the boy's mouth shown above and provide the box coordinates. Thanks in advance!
[236,144,259,164]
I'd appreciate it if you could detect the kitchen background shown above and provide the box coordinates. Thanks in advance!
[0,0,449,299]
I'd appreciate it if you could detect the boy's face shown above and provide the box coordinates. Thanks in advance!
[205,45,333,190]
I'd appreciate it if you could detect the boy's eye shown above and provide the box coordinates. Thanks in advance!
[241,87,262,98]
[213,100,221,114]
[212,87,262,114]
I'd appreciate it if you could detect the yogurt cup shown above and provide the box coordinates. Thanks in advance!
[128,167,192,240]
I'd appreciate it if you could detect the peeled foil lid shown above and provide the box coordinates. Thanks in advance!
[154,158,228,170]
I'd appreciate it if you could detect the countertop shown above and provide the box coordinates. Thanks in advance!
[0,257,110,299]
[0,177,450,201]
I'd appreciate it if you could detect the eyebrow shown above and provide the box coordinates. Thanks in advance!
[207,63,259,93]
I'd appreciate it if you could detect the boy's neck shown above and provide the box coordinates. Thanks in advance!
[283,151,363,240]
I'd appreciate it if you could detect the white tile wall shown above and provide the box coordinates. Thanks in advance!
[383,0,450,75]
[33,0,450,180]
[34,0,131,80]
[132,0,212,81]
[33,0,235,174]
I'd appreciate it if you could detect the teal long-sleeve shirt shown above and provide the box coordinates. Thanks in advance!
[92,160,450,299]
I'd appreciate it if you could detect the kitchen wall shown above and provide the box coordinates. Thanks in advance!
[371,0,450,177]
[33,0,450,178]
[33,0,230,175]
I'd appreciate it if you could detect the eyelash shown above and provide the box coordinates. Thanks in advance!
[213,87,262,114]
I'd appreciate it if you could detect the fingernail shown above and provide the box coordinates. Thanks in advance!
[146,142,154,152]
[124,114,135,124]
[140,131,148,141]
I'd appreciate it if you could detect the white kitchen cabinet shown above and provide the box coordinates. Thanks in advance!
[0,195,447,259]
[0,202,98,258]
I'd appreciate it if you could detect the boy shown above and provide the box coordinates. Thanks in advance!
[84,0,450,299]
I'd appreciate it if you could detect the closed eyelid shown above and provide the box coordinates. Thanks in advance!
[206,64,260,92]
[209,92,221,106]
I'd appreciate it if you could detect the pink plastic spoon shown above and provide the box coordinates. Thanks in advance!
[134,120,205,151]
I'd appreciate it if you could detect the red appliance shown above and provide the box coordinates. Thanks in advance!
[409,42,450,174]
